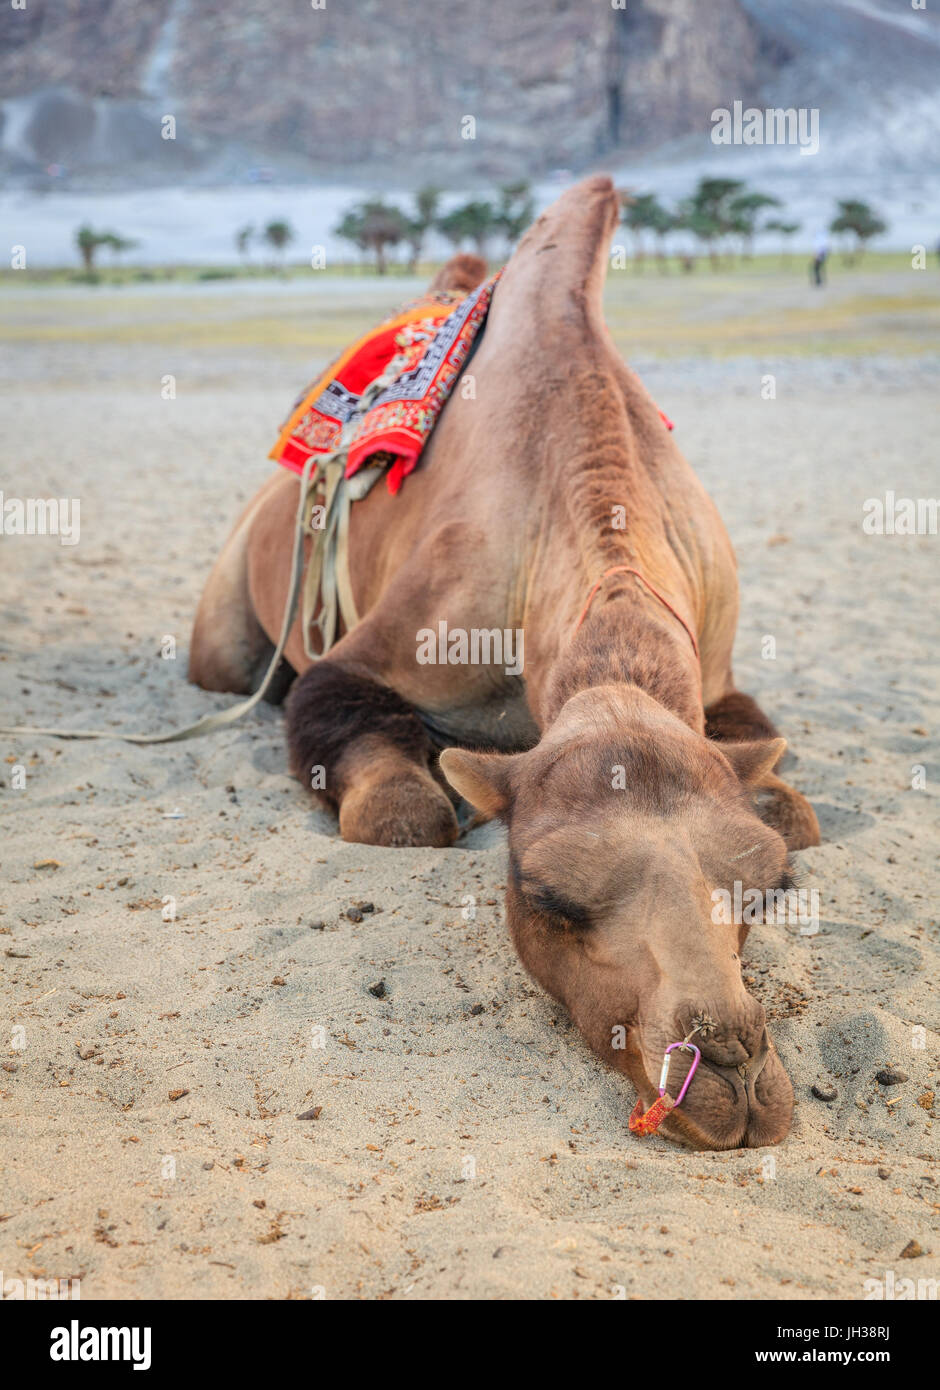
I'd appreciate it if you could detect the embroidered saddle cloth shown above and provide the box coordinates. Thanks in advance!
[270,275,499,495]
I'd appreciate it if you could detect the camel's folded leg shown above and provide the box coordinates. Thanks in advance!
[705,689,820,850]
[286,659,458,848]
[751,771,821,851]
[188,474,295,700]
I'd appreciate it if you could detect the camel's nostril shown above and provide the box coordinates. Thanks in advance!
[682,998,766,1061]
[684,1018,766,1069]
[675,999,765,1050]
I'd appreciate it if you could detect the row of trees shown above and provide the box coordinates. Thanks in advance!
[75,220,296,273]
[329,178,888,275]
[235,220,295,262]
[73,182,889,277]
[622,179,887,269]
[333,182,535,274]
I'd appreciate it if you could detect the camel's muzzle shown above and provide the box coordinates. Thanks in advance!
[632,1026,793,1150]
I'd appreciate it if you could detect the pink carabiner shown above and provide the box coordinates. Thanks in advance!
[657,1042,701,1107]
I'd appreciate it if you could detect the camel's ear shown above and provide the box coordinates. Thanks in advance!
[721,737,787,786]
[439,749,516,819]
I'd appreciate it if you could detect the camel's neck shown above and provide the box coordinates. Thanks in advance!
[517,389,704,734]
[526,590,704,734]
[477,176,705,735]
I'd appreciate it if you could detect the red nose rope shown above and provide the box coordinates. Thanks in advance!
[629,1042,702,1137]
[574,565,699,661]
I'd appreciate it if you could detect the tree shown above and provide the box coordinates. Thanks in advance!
[334,209,368,270]
[235,224,254,260]
[436,206,471,252]
[404,185,442,273]
[457,200,498,255]
[675,202,719,270]
[829,199,887,264]
[263,219,295,266]
[621,192,671,271]
[764,218,802,265]
[728,191,781,259]
[335,200,408,275]
[495,180,535,249]
[102,233,139,265]
[75,225,134,274]
[646,199,675,270]
[76,225,102,272]
[360,200,409,274]
[682,178,745,267]
[436,200,498,257]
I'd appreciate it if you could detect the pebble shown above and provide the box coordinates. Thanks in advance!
[812,1083,838,1102]
[875,1067,908,1085]
[368,980,387,998]
[346,907,364,923]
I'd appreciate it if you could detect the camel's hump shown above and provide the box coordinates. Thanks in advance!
[487,175,620,340]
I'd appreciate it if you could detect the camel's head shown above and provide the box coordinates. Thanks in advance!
[440,685,796,1150]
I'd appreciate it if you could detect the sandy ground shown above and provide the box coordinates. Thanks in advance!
[0,271,937,1300]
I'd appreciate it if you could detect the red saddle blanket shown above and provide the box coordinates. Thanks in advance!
[270,274,673,495]
[270,275,499,495]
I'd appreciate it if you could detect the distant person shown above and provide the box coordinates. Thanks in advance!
[811,231,829,287]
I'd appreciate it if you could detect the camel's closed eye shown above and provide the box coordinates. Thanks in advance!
[519,879,592,929]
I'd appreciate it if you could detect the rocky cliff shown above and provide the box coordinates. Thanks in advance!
[2,0,936,188]
[0,0,767,182]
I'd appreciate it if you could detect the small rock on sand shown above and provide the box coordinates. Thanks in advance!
[812,1083,838,1102]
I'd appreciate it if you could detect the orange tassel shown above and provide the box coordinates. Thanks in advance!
[629,1093,676,1136]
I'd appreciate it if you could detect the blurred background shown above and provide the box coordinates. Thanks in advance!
[1,0,937,272]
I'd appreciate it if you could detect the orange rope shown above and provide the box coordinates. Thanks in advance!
[574,564,699,660]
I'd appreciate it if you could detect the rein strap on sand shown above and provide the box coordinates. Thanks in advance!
[0,390,387,744]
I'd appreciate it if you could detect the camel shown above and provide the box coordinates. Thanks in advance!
[189,176,820,1150]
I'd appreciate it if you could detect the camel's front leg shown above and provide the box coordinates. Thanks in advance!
[286,659,458,847]
[705,689,821,850]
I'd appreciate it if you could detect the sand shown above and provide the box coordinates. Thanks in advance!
[0,271,937,1300]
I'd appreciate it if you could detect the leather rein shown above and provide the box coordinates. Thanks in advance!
[574,564,700,661]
